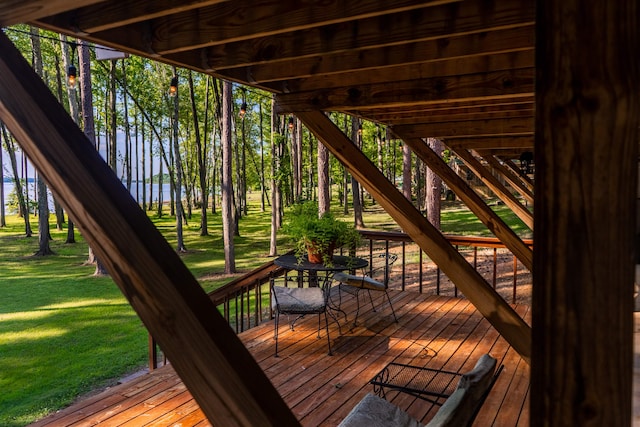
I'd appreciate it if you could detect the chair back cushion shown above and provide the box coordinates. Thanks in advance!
[425,354,497,427]
[338,393,422,427]
[272,286,325,312]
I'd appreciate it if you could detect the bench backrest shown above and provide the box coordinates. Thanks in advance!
[425,354,498,427]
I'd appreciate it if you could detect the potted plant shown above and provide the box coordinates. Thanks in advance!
[282,201,361,264]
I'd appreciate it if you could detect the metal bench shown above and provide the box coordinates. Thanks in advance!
[338,354,502,427]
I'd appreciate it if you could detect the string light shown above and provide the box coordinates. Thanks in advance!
[239,102,247,119]
[288,116,294,131]
[67,41,77,89]
[67,64,77,89]
[169,76,178,97]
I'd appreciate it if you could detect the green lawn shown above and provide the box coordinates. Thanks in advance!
[0,197,530,426]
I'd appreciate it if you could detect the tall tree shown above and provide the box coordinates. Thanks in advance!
[192,73,209,235]
[317,137,330,215]
[221,80,236,273]
[402,140,412,203]
[351,117,365,228]
[79,40,109,275]
[259,100,266,212]
[30,26,53,256]
[59,34,77,244]
[1,124,31,235]
[171,67,186,252]
[121,59,132,191]
[269,96,281,256]
[425,138,443,229]
[291,117,303,202]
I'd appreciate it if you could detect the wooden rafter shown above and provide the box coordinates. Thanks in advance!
[394,116,533,139]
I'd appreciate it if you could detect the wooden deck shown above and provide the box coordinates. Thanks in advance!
[30,291,531,426]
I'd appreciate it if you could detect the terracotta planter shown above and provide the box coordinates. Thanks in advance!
[306,241,335,264]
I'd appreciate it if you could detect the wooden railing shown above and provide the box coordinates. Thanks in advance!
[148,231,532,369]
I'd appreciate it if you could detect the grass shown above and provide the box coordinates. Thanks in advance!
[0,196,530,426]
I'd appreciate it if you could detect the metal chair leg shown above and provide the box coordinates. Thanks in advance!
[384,290,398,322]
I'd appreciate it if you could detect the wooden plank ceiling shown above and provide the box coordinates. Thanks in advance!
[10,0,536,158]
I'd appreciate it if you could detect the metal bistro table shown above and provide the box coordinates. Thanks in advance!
[274,254,368,327]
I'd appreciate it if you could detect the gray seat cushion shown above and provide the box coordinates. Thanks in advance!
[338,393,422,427]
[333,272,386,290]
[272,286,325,312]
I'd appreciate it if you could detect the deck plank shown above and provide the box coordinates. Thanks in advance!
[29,292,531,427]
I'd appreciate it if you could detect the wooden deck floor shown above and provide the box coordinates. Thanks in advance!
[30,291,531,427]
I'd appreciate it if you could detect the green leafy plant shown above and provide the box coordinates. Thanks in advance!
[282,201,361,265]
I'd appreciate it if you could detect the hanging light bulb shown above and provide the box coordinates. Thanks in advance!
[169,76,178,97]
[358,124,363,135]
[67,64,77,89]
[288,116,294,131]
[239,102,247,119]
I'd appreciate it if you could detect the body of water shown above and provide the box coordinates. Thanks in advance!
[2,181,174,212]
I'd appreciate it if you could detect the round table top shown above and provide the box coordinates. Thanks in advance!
[274,254,368,272]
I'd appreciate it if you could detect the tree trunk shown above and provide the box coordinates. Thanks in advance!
[351,117,365,228]
[269,97,281,256]
[317,136,330,215]
[121,60,132,192]
[221,80,236,273]
[61,35,81,244]
[172,67,186,252]
[291,117,303,202]
[402,139,412,203]
[30,27,53,256]
[1,125,31,235]
[52,45,66,231]
[259,101,266,212]
[148,131,154,211]
[109,60,117,171]
[194,73,209,235]
[425,138,443,230]
[79,40,107,274]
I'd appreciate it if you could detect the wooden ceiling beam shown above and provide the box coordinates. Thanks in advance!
[199,25,534,82]
[445,136,534,150]
[382,105,534,126]
[394,116,534,139]
[297,110,531,364]
[0,0,104,26]
[282,50,534,93]
[476,148,532,159]
[33,1,231,34]
[275,68,534,113]
[78,1,460,56]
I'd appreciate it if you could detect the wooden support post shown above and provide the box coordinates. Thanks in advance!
[533,1,638,425]
[453,147,534,230]
[400,136,533,271]
[294,110,531,363]
[0,32,300,427]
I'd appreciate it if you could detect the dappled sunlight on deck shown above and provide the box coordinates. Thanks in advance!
[31,291,531,427]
